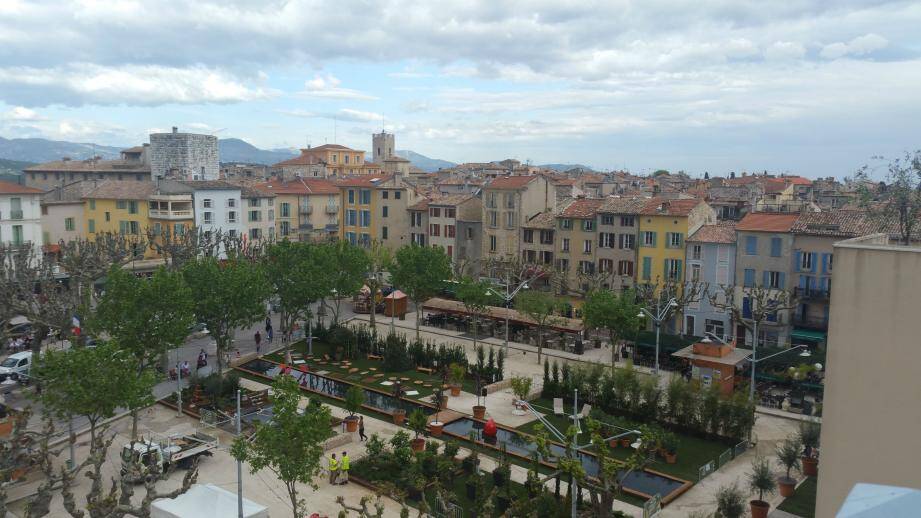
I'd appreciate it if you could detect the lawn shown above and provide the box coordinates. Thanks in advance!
[264,339,478,403]
[778,476,817,518]
[518,397,734,482]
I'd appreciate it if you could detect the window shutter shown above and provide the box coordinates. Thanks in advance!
[642,257,651,280]
[652,232,657,247]
[795,251,802,272]
[771,237,781,256]
[676,259,682,280]
[821,253,829,274]
[598,233,604,247]
[744,269,754,287]
[677,234,683,248]
[810,253,817,273]
[799,275,807,289]
[762,271,770,287]
[778,272,785,289]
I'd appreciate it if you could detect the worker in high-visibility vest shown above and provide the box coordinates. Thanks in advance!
[328,453,339,484]
[339,451,350,485]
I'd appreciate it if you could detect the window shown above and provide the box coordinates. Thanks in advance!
[486,193,497,208]
[467,227,474,239]
[88,219,96,233]
[599,232,615,248]
[359,210,371,227]
[89,199,96,210]
[348,190,355,204]
[11,225,23,246]
[523,229,534,243]
[249,198,261,207]
[394,191,401,199]
[249,228,261,240]
[359,190,371,204]
[578,261,594,274]
[562,238,570,252]
[410,212,422,227]
[203,211,213,224]
[446,245,453,258]
[430,207,441,218]
[347,210,357,226]
[105,211,110,222]
[249,210,261,222]
[488,211,498,228]
[203,199,213,208]
[666,232,682,248]
[692,244,702,260]
[770,237,782,257]
[642,231,656,247]
[281,203,290,218]
[128,201,138,214]
[801,252,814,270]
[268,209,274,221]
[382,226,388,239]
[745,236,757,255]
[129,221,140,235]
[227,211,237,223]
[618,260,634,276]
[664,258,682,281]
[445,208,456,218]
[64,217,75,231]
[430,224,441,236]
[116,200,127,210]
[599,259,614,273]
[582,219,595,231]
[827,254,833,272]
[743,268,755,287]
[583,239,592,254]
[344,154,349,164]
[446,225,456,238]
[601,214,615,225]
[540,230,554,244]
[705,319,725,339]
[489,235,497,252]
[227,198,236,208]
[557,258,570,273]
[505,212,516,228]
[382,191,389,199]
[619,234,635,250]
[765,271,785,289]
[504,193,516,209]
[174,224,185,236]
[691,264,701,282]
[560,219,572,230]
[540,250,553,264]
[382,206,388,218]
[621,216,635,227]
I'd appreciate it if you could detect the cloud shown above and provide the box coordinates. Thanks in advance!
[820,33,888,59]
[0,64,276,107]
[300,73,377,101]
[277,108,382,123]
[764,41,806,61]
[2,106,44,121]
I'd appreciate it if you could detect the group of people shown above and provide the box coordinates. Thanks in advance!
[327,451,351,485]
[5,336,31,352]
[255,316,274,354]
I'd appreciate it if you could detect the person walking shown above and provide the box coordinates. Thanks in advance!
[358,416,367,442]
[267,326,274,343]
[254,331,262,354]
[265,316,272,334]
[328,453,339,485]
[339,451,350,485]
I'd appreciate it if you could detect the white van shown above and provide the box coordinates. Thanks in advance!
[0,351,32,382]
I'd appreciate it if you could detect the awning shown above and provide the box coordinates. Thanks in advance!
[791,329,827,341]
[422,297,584,333]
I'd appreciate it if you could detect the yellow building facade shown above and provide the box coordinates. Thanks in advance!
[82,181,157,256]
[637,198,716,287]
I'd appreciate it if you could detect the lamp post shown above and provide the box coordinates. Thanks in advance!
[746,344,814,402]
[490,272,531,358]
[637,298,678,376]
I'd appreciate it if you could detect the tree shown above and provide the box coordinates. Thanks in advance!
[263,241,331,348]
[636,277,708,336]
[183,254,271,373]
[515,290,558,364]
[455,276,497,350]
[748,456,776,505]
[232,375,334,518]
[855,150,921,245]
[580,419,657,517]
[776,437,802,483]
[145,226,228,270]
[582,288,642,369]
[322,241,368,327]
[90,265,195,439]
[715,482,746,518]
[710,284,797,351]
[362,241,393,334]
[390,244,452,339]
[510,376,532,403]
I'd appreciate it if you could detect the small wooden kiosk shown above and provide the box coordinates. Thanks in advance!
[672,337,752,395]
[384,290,408,318]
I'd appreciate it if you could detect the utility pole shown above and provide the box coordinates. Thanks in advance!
[236,389,243,518]
[571,389,579,518]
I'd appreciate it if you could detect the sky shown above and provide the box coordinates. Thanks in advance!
[0,1,920,178]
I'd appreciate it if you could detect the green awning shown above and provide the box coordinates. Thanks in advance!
[791,329,826,341]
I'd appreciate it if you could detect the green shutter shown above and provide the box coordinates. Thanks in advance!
[642,256,652,280]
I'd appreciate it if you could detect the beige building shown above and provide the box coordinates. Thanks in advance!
[272,144,381,179]
[816,234,921,517]
[254,178,340,242]
[40,181,96,245]
[24,147,151,191]
[554,198,604,295]
[425,194,483,273]
[337,175,419,250]
[596,197,646,289]
[483,175,558,261]
[241,187,276,241]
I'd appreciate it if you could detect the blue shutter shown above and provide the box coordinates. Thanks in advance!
[810,253,817,273]
[664,259,670,280]
[795,251,802,272]
[762,271,770,287]
[799,275,807,289]
[675,259,682,281]
[819,277,828,291]
[771,237,782,257]
[742,297,752,318]
[652,232,657,247]
[821,253,829,274]
[746,236,757,255]
[778,272,786,289]
[744,269,755,287]
[808,276,816,290]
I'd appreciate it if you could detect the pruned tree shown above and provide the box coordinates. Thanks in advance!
[390,243,452,339]
[455,276,497,350]
[263,241,331,349]
[855,150,921,245]
[363,241,393,334]
[580,419,658,517]
[515,290,559,364]
[321,240,369,327]
[709,284,798,349]
[145,225,228,269]
[582,288,642,369]
[232,375,334,518]
[636,276,708,335]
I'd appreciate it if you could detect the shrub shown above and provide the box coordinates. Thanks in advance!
[748,456,777,502]
[407,409,428,440]
[510,376,533,402]
[366,433,385,457]
[449,363,466,386]
[715,482,746,518]
[344,385,365,418]
[798,421,821,458]
[443,442,460,460]
[776,436,802,480]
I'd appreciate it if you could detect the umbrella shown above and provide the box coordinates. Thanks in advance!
[838,483,921,517]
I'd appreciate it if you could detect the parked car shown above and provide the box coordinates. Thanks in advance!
[0,351,32,382]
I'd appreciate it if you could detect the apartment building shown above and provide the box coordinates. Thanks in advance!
[733,212,798,347]
[637,198,716,288]
[338,175,418,249]
[241,186,276,241]
[24,146,150,191]
[179,180,246,242]
[483,175,557,261]
[788,210,871,349]
[426,194,483,270]
[255,179,340,242]
[408,198,429,247]
[684,223,737,340]
[554,198,604,294]
[596,197,646,290]
[272,144,381,179]
[41,181,96,245]
[82,180,156,239]
[0,180,44,257]
[147,182,195,245]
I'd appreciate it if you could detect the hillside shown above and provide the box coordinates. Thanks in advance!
[0,158,35,176]
[218,138,296,165]
[396,150,456,172]
[0,136,123,162]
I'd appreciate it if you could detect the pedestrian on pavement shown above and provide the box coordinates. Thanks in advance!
[328,453,339,484]
[254,331,262,354]
[267,327,273,343]
[339,451,350,484]
[358,416,367,442]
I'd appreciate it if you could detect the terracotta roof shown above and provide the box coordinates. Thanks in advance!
[179,180,240,191]
[254,178,338,195]
[763,179,789,194]
[436,177,485,186]
[121,146,145,153]
[82,180,157,200]
[273,153,323,167]
[688,222,737,244]
[409,198,430,211]
[560,198,605,218]
[522,211,556,229]
[25,158,149,173]
[599,197,647,214]
[0,180,44,195]
[736,212,798,232]
[429,194,475,207]
[784,176,812,186]
[335,175,394,188]
[791,210,871,237]
[42,181,99,203]
[486,175,537,190]
[639,197,704,217]
[241,186,274,198]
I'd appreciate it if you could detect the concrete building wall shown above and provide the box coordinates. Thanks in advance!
[375,186,414,251]
[816,235,921,517]
[685,241,735,339]
[1,193,43,256]
[791,234,837,328]
[372,132,395,163]
[300,192,339,240]
[242,195,275,241]
[596,212,639,288]
[150,128,219,181]
[555,217,597,294]
[483,178,556,262]
[734,230,795,347]
[41,202,84,245]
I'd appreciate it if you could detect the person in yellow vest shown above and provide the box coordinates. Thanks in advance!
[328,453,339,484]
[339,451,350,485]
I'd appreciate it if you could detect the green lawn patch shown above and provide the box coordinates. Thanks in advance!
[778,476,817,518]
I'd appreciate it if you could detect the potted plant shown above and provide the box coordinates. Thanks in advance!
[798,421,820,476]
[776,436,802,497]
[493,458,511,487]
[715,482,746,518]
[662,431,679,464]
[343,385,364,432]
[408,409,428,452]
[510,376,532,416]
[392,407,406,425]
[408,474,426,500]
[430,386,445,438]
[748,456,777,518]
[472,372,487,420]
[449,363,465,397]
[462,450,480,474]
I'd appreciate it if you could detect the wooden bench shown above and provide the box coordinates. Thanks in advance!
[367,354,383,361]
[416,366,434,375]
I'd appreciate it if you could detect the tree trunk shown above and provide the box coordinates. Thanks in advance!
[472,314,478,350]
[537,326,543,364]
[610,330,619,371]
[368,285,377,333]
[415,301,422,340]
[287,483,299,518]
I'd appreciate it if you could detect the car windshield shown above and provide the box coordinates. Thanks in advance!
[1,358,18,368]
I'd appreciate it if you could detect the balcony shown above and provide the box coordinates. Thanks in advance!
[793,314,828,330]
[325,204,339,214]
[300,205,313,215]
[299,223,314,231]
[9,210,23,220]
[794,287,830,301]
[149,209,193,220]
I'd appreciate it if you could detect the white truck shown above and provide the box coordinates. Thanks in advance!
[120,431,218,483]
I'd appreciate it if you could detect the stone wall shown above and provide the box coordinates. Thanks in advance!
[150,130,219,181]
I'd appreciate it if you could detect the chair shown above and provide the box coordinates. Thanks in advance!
[553,398,564,415]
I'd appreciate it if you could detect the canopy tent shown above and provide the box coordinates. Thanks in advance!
[151,484,268,518]
[422,297,584,334]
[838,483,921,517]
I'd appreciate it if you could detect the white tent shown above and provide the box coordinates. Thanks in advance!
[838,483,921,517]
[152,484,269,518]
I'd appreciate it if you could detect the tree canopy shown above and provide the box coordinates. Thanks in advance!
[582,288,642,368]
[515,289,559,363]
[391,244,452,339]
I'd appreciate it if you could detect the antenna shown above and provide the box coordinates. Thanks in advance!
[334,117,337,143]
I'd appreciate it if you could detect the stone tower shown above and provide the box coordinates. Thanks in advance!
[149,126,219,181]
[372,131,395,164]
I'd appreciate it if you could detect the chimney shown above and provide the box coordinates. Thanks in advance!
[172,126,178,134]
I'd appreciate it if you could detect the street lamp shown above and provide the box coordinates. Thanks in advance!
[746,344,813,402]
[491,280,529,358]
[637,298,678,376]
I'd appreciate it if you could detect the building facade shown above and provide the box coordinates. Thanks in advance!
[554,198,604,295]
[372,131,395,163]
[0,181,44,257]
[273,144,380,179]
[41,182,96,245]
[520,211,556,291]
[684,223,737,340]
[241,187,275,241]
[596,197,646,290]
[254,179,340,242]
[637,198,716,288]
[24,146,151,191]
[483,175,557,262]
[149,127,219,181]
[82,181,156,256]
[426,194,483,272]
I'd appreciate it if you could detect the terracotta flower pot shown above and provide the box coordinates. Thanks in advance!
[802,457,818,476]
[750,500,770,518]
[411,437,425,452]
[450,385,461,397]
[429,421,444,437]
[665,452,677,464]
[440,395,449,408]
[778,477,796,497]
[609,439,619,448]
[345,416,359,432]
[392,409,406,425]
[620,438,632,447]
[473,405,487,420]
